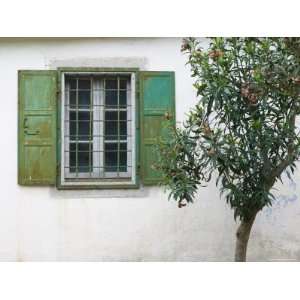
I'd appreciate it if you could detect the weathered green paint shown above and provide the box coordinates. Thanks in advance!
[18,68,173,188]
[18,70,57,185]
[140,71,175,185]
[56,68,140,189]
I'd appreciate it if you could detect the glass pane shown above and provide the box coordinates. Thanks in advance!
[119,79,127,90]
[78,143,92,172]
[69,111,76,121]
[104,143,127,173]
[69,143,93,173]
[106,111,118,121]
[105,111,118,140]
[69,111,92,140]
[69,111,91,121]
[78,79,91,90]
[120,111,127,120]
[70,79,77,90]
[120,142,127,172]
[70,91,76,108]
[120,111,127,139]
[69,143,76,172]
[79,111,91,121]
[119,90,127,107]
[104,143,118,172]
[120,121,127,140]
[78,90,91,108]
[105,90,118,107]
[78,121,92,140]
[106,79,117,89]
[70,120,76,140]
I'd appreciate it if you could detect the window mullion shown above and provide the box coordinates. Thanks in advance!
[102,79,106,178]
[127,78,132,177]
[117,76,120,177]
[94,79,101,178]
[89,77,93,176]
[76,78,79,177]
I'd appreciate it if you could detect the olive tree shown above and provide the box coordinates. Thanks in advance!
[158,37,300,261]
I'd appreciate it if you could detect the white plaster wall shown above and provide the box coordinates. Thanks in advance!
[0,37,299,261]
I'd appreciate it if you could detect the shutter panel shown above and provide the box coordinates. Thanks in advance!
[18,70,57,185]
[140,71,175,185]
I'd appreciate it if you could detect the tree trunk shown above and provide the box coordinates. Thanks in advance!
[234,211,258,262]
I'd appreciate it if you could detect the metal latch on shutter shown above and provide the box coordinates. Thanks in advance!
[24,117,40,135]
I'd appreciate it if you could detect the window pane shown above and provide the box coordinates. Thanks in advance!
[78,143,92,172]
[105,122,118,140]
[68,79,91,108]
[78,120,92,140]
[104,143,127,173]
[69,120,76,140]
[69,111,91,121]
[69,143,76,172]
[69,91,91,108]
[119,79,127,90]
[120,111,127,120]
[69,143,93,173]
[105,111,118,140]
[70,79,77,89]
[104,143,118,172]
[105,111,118,121]
[120,142,127,172]
[105,90,118,107]
[119,90,127,107]
[78,90,91,108]
[70,91,76,108]
[69,111,92,140]
[78,79,91,90]
[106,79,117,89]
[120,121,127,140]
[120,111,127,140]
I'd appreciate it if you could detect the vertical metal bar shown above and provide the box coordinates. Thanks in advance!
[126,77,131,176]
[97,79,103,178]
[76,78,79,177]
[89,77,93,177]
[117,76,120,176]
[103,78,106,178]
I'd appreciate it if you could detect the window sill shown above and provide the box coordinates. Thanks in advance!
[56,181,139,190]
[51,183,151,199]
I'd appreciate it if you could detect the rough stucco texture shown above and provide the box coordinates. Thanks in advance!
[0,37,299,261]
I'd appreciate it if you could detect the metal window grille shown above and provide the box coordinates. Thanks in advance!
[63,74,133,181]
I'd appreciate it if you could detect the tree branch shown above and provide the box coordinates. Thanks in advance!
[267,112,296,187]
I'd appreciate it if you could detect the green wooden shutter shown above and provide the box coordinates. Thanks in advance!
[18,70,57,185]
[140,71,175,185]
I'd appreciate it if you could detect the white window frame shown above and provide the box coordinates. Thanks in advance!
[60,71,136,187]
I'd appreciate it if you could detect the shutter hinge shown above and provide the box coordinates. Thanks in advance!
[56,90,61,105]
[137,164,141,175]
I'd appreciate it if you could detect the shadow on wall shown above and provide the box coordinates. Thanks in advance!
[49,185,151,199]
